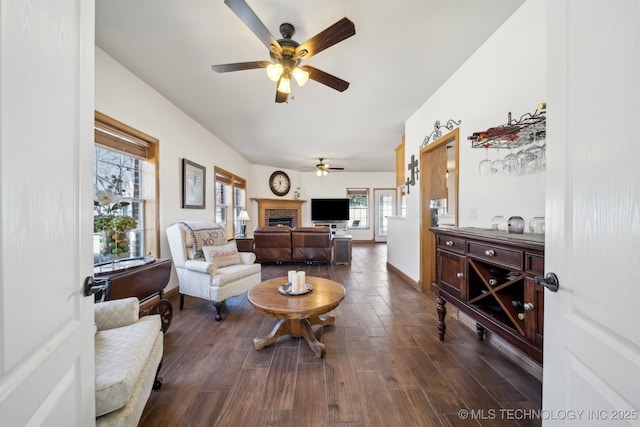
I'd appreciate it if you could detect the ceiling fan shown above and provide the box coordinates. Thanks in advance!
[211,0,356,103]
[315,158,344,176]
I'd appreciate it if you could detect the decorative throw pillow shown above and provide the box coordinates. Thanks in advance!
[202,242,240,267]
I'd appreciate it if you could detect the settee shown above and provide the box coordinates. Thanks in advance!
[292,226,333,263]
[253,226,332,264]
[253,226,293,263]
[166,221,261,320]
[95,297,163,427]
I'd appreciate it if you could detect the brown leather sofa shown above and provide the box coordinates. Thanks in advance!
[253,226,293,263]
[291,226,332,263]
[252,225,333,264]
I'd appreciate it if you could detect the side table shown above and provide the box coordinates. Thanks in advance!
[235,236,254,253]
[333,235,352,265]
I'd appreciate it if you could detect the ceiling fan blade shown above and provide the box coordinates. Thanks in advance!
[295,17,355,60]
[301,65,350,92]
[329,167,345,170]
[224,0,282,56]
[275,89,288,103]
[212,61,271,73]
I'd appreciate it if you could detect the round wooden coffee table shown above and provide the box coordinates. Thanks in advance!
[247,276,346,358]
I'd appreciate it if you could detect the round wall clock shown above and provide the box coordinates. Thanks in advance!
[269,170,291,196]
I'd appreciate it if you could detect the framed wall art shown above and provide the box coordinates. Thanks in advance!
[182,159,205,209]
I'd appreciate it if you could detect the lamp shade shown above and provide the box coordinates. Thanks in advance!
[266,63,283,81]
[238,210,250,221]
[277,76,291,94]
[292,67,310,86]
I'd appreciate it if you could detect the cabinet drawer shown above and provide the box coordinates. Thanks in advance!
[467,242,523,270]
[526,253,544,275]
[436,235,466,255]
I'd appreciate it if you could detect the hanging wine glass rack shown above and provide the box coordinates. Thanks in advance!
[469,103,546,150]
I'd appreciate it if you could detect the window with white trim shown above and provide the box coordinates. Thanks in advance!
[93,112,159,264]
[214,167,246,237]
[347,188,369,228]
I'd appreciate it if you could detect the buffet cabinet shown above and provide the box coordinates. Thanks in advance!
[432,227,545,364]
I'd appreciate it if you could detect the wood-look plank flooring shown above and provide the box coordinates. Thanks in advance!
[140,243,542,427]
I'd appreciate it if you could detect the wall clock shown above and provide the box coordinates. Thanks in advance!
[269,170,291,196]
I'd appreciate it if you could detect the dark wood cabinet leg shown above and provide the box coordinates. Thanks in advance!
[436,296,447,341]
[179,293,185,310]
[476,323,486,340]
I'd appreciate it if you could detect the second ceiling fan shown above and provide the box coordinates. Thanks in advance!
[315,158,344,176]
[211,0,356,103]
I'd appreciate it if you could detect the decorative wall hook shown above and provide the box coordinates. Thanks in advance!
[421,118,462,148]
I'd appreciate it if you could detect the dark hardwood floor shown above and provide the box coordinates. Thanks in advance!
[140,243,542,427]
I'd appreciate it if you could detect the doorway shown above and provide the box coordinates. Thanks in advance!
[373,188,396,242]
[420,129,459,291]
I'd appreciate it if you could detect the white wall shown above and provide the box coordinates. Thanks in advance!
[96,47,396,292]
[251,164,394,240]
[96,47,254,290]
[388,0,545,283]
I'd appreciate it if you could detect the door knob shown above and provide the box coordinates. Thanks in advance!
[534,272,559,292]
[84,276,110,301]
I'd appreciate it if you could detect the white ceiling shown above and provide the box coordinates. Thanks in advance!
[95,0,525,173]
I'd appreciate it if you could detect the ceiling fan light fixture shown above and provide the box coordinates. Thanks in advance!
[292,67,309,86]
[277,76,291,94]
[266,63,284,81]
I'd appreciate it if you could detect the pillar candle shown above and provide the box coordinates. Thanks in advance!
[287,270,296,285]
[295,271,305,293]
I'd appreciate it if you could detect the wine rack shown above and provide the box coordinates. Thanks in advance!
[467,259,525,336]
[468,103,546,150]
[432,227,545,364]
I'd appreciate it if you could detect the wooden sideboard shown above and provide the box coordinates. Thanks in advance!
[431,227,545,364]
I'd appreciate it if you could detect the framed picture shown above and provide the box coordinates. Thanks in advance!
[182,159,206,209]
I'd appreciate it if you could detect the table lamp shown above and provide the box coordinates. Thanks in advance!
[238,209,250,237]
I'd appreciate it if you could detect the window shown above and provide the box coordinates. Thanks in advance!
[214,167,246,237]
[347,188,369,228]
[93,112,159,264]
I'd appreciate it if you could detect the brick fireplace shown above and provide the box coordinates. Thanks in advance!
[251,198,305,228]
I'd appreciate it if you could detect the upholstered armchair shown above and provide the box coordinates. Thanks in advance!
[166,221,261,320]
[291,226,333,263]
[95,297,163,427]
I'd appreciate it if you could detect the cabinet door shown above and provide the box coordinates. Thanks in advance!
[524,276,544,346]
[437,250,466,300]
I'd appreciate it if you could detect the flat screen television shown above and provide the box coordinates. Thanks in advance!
[311,198,350,222]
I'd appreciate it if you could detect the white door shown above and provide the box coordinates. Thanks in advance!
[0,0,96,425]
[544,1,640,423]
[373,189,396,242]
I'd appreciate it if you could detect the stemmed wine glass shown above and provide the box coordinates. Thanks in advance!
[491,148,503,174]
[503,144,518,176]
[479,147,492,175]
[523,132,542,174]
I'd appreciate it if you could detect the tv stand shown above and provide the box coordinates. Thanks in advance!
[313,221,348,236]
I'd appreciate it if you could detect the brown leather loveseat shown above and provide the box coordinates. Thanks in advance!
[253,226,293,263]
[252,225,333,264]
[292,226,332,263]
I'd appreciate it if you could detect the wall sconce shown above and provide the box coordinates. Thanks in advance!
[237,209,250,237]
[405,154,419,194]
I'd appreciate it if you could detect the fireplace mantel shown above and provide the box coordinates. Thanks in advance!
[251,198,306,227]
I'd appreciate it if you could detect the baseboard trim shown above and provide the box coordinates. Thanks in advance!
[387,261,421,292]
[455,308,543,381]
